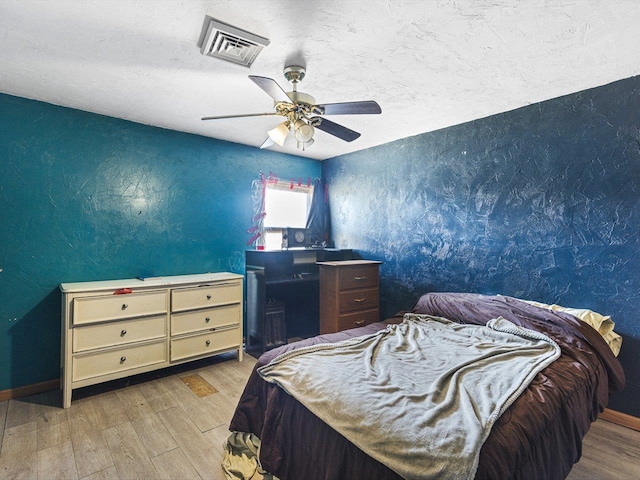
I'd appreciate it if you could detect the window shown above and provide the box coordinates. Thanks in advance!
[263,181,314,250]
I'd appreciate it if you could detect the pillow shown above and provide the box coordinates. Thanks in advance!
[601,331,622,357]
[519,299,621,356]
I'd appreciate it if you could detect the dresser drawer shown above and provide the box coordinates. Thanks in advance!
[339,265,379,290]
[171,304,240,336]
[338,309,380,332]
[339,288,379,313]
[72,340,168,382]
[171,281,242,312]
[73,314,167,353]
[72,291,167,325]
[171,326,240,362]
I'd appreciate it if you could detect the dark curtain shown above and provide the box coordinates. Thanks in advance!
[306,178,331,247]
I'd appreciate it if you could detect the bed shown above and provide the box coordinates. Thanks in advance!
[228,292,625,480]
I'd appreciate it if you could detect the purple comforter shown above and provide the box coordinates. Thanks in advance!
[229,293,625,479]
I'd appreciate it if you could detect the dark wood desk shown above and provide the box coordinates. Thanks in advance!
[245,249,355,356]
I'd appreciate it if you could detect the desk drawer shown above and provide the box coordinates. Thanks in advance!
[339,288,379,313]
[73,291,167,325]
[339,265,379,290]
[170,326,240,362]
[171,304,240,336]
[73,314,167,353]
[171,281,242,312]
[73,340,167,382]
[338,309,380,331]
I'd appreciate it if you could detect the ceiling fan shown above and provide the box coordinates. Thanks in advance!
[201,65,381,150]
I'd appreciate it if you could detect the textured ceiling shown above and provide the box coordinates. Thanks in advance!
[2,0,640,160]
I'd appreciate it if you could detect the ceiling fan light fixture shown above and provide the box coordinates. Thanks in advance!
[297,138,314,151]
[293,119,314,143]
[268,121,290,146]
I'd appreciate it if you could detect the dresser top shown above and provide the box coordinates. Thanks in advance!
[316,260,382,267]
[60,272,243,293]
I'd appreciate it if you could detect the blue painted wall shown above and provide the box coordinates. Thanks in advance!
[323,76,640,417]
[0,93,320,392]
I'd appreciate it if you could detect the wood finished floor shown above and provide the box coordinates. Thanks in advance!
[1,351,638,479]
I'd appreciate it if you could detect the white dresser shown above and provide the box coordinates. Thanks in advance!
[60,272,243,408]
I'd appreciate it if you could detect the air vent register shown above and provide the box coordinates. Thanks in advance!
[200,18,269,68]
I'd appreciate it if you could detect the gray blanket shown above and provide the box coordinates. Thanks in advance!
[258,314,560,480]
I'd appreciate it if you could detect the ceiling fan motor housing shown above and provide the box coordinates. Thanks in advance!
[285,91,315,106]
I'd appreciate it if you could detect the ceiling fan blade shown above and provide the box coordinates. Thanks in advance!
[311,117,361,142]
[201,112,282,121]
[248,75,292,103]
[316,100,381,115]
[260,137,275,149]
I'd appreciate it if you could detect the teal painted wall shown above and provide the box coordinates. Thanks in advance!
[322,76,640,417]
[0,93,320,392]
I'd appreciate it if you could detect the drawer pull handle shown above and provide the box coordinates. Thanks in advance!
[120,356,127,363]
[205,340,211,346]
[354,276,367,281]
[354,298,366,303]
[120,329,127,336]
[205,317,210,323]
[121,304,128,310]
[206,294,212,300]
[354,320,365,326]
